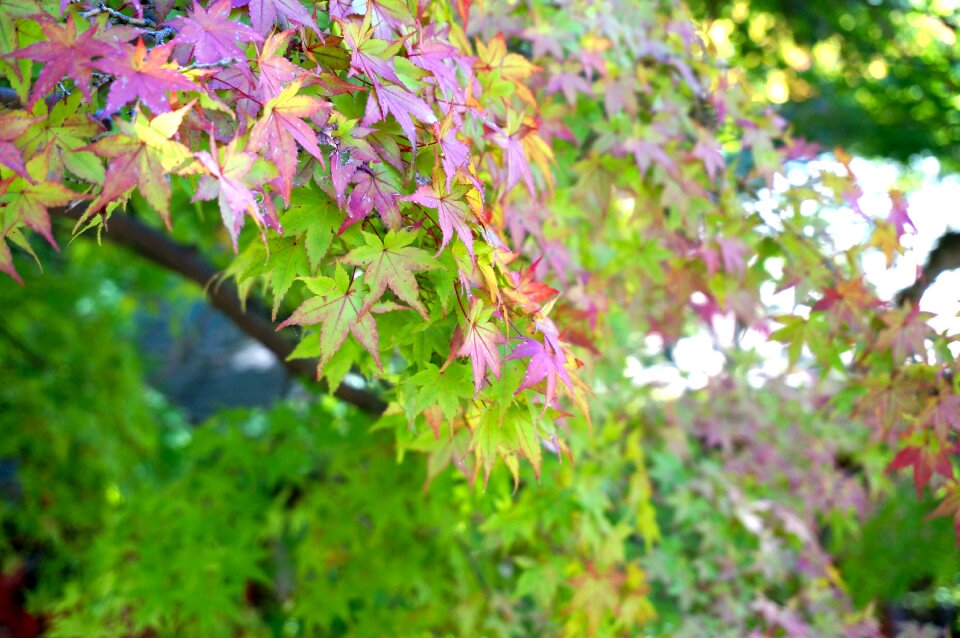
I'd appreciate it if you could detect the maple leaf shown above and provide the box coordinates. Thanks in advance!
[869,221,902,268]
[340,10,403,86]
[343,230,437,319]
[342,163,402,230]
[405,362,474,430]
[409,36,464,99]
[454,0,471,30]
[94,40,197,114]
[0,110,37,181]
[475,34,539,106]
[1,147,82,250]
[194,135,276,248]
[433,112,470,189]
[16,94,105,184]
[717,237,747,277]
[874,306,932,361]
[503,258,559,311]
[249,78,326,203]
[402,183,475,257]
[0,234,23,285]
[471,404,542,487]
[887,189,915,239]
[168,0,263,64]
[363,82,437,149]
[84,103,196,227]
[621,137,676,176]
[929,484,960,542]
[918,395,960,442]
[692,136,725,181]
[277,266,382,375]
[248,0,318,36]
[256,30,304,99]
[455,303,505,395]
[887,444,955,498]
[5,16,115,107]
[484,121,536,195]
[508,336,573,408]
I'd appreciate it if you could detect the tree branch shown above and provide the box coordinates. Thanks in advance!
[896,232,960,307]
[58,205,388,415]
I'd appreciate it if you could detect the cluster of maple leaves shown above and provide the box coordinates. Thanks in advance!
[0,0,591,485]
[2,0,960,549]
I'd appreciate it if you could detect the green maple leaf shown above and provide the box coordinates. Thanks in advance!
[266,234,310,319]
[471,404,541,487]
[19,93,104,184]
[405,362,473,426]
[277,266,381,376]
[344,230,438,319]
[1,146,82,250]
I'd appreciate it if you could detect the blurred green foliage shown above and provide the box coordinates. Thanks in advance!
[692,0,960,169]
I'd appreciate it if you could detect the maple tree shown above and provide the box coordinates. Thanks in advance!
[1,0,959,635]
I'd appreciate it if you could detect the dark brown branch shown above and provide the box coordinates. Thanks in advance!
[58,205,388,415]
[896,232,960,307]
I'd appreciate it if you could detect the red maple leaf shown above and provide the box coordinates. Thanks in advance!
[248,0,319,36]
[454,0,471,30]
[504,258,559,310]
[887,444,955,498]
[169,0,263,65]
[248,78,326,203]
[94,40,197,114]
[402,183,475,257]
[456,304,505,395]
[5,16,115,107]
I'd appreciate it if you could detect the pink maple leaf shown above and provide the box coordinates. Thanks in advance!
[193,136,266,248]
[508,336,573,408]
[402,184,474,257]
[256,30,304,99]
[342,164,401,231]
[887,189,915,239]
[620,138,675,176]
[94,40,197,114]
[409,36,464,99]
[717,237,747,277]
[456,304,505,395]
[920,395,960,442]
[248,0,319,36]
[0,111,38,182]
[484,122,535,195]
[433,114,470,189]
[248,78,326,203]
[168,0,263,65]
[692,137,725,181]
[363,82,437,149]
